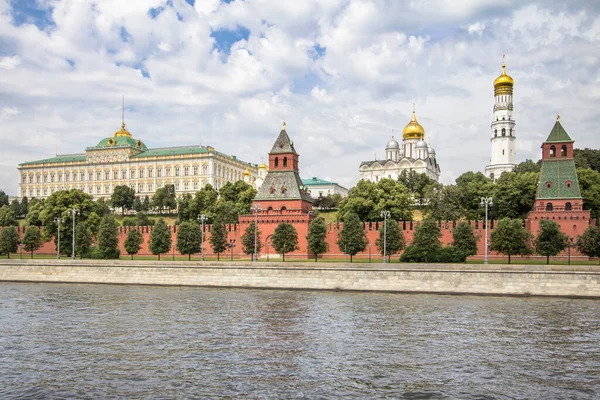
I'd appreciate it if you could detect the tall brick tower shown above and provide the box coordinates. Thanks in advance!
[527,116,590,238]
[239,123,314,258]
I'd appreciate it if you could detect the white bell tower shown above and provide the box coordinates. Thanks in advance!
[485,55,516,181]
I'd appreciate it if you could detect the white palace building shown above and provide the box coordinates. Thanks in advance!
[359,107,441,182]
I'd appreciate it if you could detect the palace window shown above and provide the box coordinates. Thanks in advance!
[565,202,572,211]
[122,169,127,179]
[561,145,567,157]
[283,157,288,167]
[166,168,171,177]
[105,185,109,194]
[184,182,189,191]
[175,182,180,191]
[158,168,162,178]
[29,189,33,197]
[105,171,110,180]
[88,187,92,194]
[175,167,180,177]
[202,165,208,174]
[95,171,100,180]
[66,173,70,182]
[96,185,100,194]
[44,189,48,196]
[80,172,85,181]
[148,169,153,178]
[131,169,135,179]
[139,183,144,192]
[193,166,198,175]
[22,175,26,183]
[36,174,41,183]
[148,183,153,192]
[114,171,118,179]
[139,169,144,178]
[29,175,33,184]
[546,203,553,211]
[274,158,279,168]
[88,172,93,181]
[184,166,189,176]
[58,173,63,182]
[501,128,506,136]
[193,181,198,191]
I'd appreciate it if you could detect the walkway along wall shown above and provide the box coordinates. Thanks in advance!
[6,218,598,260]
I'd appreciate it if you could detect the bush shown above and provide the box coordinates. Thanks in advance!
[122,216,137,226]
[399,245,424,262]
[400,245,466,263]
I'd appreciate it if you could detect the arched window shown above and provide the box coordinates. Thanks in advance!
[561,145,567,157]
[283,157,288,167]
[550,145,556,157]
[274,158,279,167]
[546,181,552,188]
[502,128,506,136]
[494,129,497,137]
[502,117,505,120]
[281,206,287,212]
[565,202,572,211]
[509,128,513,136]
[489,173,494,180]
[546,203,553,211]
[566,180,572,188]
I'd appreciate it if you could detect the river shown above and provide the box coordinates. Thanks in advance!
[0,283,598,399]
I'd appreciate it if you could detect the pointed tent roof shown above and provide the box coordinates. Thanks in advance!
[269,122,297,154]
[545,118,573,143]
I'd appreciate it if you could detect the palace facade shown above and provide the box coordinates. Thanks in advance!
[17,121,260,199]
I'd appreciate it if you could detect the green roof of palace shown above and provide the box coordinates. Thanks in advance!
[545,120,573,143]
[19,154,86,166]
[91,136,148,150]
[536,159,582,199]
[130,145,210,158]
[302,177,338,186]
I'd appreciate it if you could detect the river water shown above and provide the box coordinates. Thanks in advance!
[0,283,598,399]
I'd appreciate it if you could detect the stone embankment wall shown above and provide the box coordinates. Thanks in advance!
[0,260,599,298]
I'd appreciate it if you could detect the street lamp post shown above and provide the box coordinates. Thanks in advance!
[53,217,63,260]
[380,210,390,263]
[368,243,371,263]
[480,197,493,264]
[266,241,270,262]
[198,214,207,261]
[252,204,262,261]
[229,239,236,261]
[68,208,77,260]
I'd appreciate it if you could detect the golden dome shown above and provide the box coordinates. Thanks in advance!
[258,162,268,170]
[494,56,514,94]
[114,122,132,138]
[243,167,251,176]
[402,109,425,140]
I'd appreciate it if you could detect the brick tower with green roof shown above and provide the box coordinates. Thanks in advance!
[527,116,590,238]
[239,123,315,259]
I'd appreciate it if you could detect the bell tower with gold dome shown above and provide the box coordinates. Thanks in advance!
[485,55,517,181]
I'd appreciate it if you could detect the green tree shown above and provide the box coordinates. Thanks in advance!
[576,225,600,264]
[85,212,102,238]
[94,197,112,217]
[149,219,171,260]
[0,205,18,227]
[74,222,92,259]
[240,221,262,256]
[133,196,143,213]
[209,200,239,224]
[455,171,494,220]
[0,226,19,259]
[151,184,177,214]
[20,196,29,217]
[271,222,299,262]
[533,220,569,264]
[574,148,600,172]
[96,215,120,259]
[22,226,43,258]
[337,180,378,221]
[26,200,44,227]
[10,198,21,217]
[492,172,538,219]
[236,186,258,215]
[306,217,329,261]
[142,195,151,212]
[577,168,600,219]
[177,193,194,222]
[209,218,228,261]
[489,218,533,264]
[0,190,9,207]
[337,179,412,222]
[451,221,478,258]
[336,212,367,262]
[176,221,201,260]
[136,212,154,227]
[124,228,144,260]
[513,159,541,174]
[111,185,136,216]
[425,183,462,221]
[188,184,218,219]
[398,170,435,208]
[402,219,442,263]
[375,219,405,261]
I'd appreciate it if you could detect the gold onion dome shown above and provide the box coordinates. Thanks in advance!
[243,167,251,176]
[494,56,514,94]
[258,161,268,170]
[402,109,425,140]
[114,122,132,138]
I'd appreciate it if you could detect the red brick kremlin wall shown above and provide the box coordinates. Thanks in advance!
[7,218,597,260]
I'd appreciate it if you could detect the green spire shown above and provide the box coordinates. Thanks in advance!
[545,116,573,143]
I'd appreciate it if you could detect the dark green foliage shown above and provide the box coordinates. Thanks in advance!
[409,219,442,262]
[124,228,144,260]
[454,171,494,220]
[26,201,44,227]
[96,215,120,259]
[336,212,367,262]
[152,184,177,214]
[20,196,29,217]
[85,212,101,237]
[375,219,405,260]
[176,221,201,260]
[241,221,262,256]
[142,196,151,212]
[210,200,238,224]
[513,159,541,174]
[425,183,462,221]
[22,226,43,258]
[337,179,412,222]
[493,172,538,219]
[271,222,299,262]
[312,193,342,210]
[306,217,328,261]
[111,185,136,216]
[133,196,143,213]
[136,212,154,226]
[574,148,600,172]
[398,170,435,207]
[122,216,137,226]
[577,168,600,219]
[533,220,569,264]
[149,219,171,260]
[490,218,533,264]
[400,245,466,263]
[74,222,92,259]
[576,225,600,263]
[452,221,479,258]
[94,198,112,217]
[177,193,194,222]
[0,190,8,207]
[209,219,228,261]
[0,205,17,226]
[10,199,21,217]
[0,226,19,258]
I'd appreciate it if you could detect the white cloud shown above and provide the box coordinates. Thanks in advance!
[0,0,599,194]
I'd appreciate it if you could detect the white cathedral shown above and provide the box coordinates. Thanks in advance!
[359,108,441,182]
[485,57,516,180]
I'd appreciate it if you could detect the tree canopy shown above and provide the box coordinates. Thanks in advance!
[533,220,569,264]
[375,219,405,261]
[306,217,329,261]
[209,218,228,260]
[176,221,202,260]
[337,179,412,222]
[22,226,43,258]
[149,219,171,260]
[451,221,479,258]
[240,221,262,256]
[0,226,20,258]
[111,185,136,216]
[489,218,533,264]
[271,222,299,261]
[0,205,17,227]
[124,228,144,259]
[576,225,600,263]
[336,212,367,262]
[96,215,120,259]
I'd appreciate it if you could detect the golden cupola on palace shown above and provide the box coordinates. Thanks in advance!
[402,109,425,140]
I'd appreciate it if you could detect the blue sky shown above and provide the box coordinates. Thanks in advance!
[1,0,599,195]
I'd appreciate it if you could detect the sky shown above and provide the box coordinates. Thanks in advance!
[1,0,599,196]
